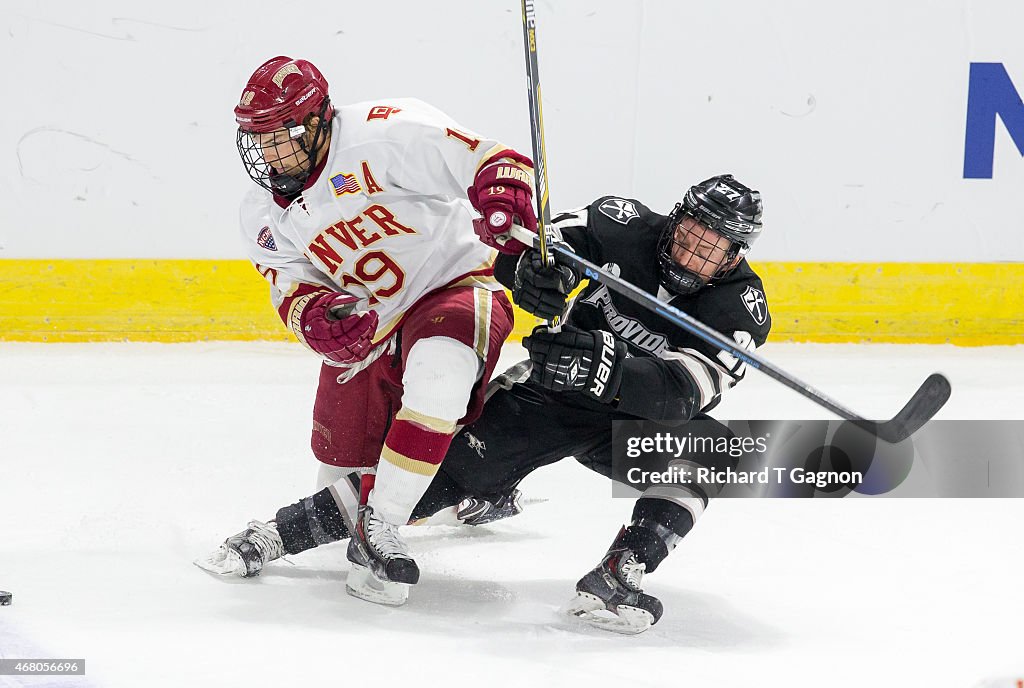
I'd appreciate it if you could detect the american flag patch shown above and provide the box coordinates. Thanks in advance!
[257,226,277,251]
[330,172,362,197]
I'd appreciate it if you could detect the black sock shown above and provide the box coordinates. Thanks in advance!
[274,488,350,555]
[620,497,696,573]
[409,469,466,521]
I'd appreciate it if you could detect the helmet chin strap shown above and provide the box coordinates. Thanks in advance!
[660,265,707,296]
[269,171,306,198]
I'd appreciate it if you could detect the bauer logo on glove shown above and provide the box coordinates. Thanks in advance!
[523,325,628,404]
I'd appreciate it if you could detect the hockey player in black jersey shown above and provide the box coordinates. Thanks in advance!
[197,174,770,633]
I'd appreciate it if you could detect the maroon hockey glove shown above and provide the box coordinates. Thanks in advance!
[300,292,378,364]
[467,150,537,255]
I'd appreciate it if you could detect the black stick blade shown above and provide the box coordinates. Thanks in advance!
[867,373,952,444]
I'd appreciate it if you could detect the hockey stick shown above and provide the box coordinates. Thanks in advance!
[518,0,554,267]
[508,224,952,444]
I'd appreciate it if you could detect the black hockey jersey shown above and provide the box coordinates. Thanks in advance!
[496,196,772,422]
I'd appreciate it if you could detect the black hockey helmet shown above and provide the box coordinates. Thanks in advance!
[658,174,763,296]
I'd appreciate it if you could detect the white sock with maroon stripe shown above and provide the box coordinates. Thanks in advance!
[368,337,481,526]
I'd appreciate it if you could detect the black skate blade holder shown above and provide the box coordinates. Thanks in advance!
[508,224,952,444]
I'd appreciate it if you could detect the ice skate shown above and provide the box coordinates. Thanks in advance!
[563,546,664,634]
[456,488,523,526]
[194,520,284,578]
[346,504,419,606]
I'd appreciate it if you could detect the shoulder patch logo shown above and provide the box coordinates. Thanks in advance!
[330,172,362,197]
[367,105,402,121]
[598,198,639,224]
[741,285,768,325]
[256,226,277,251]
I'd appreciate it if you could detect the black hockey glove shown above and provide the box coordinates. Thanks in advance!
[512,250,580,321]
[523,325,628,404]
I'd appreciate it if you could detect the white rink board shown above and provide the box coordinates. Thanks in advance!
[0,341,1023,687]
[3,1,1024,261]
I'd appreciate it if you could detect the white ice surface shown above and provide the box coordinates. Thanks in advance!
[1,342,1023,688]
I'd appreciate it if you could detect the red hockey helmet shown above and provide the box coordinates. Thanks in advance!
[235,56,334,133]
[235,56,335,196]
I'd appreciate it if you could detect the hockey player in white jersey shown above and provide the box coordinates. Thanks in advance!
[216,56,539,604]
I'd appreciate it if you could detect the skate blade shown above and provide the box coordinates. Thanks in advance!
[346,563,410,607]
[562,591,654,635]
[408,505,462,527]
[193,547,246,577]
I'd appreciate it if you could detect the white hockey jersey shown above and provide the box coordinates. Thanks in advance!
[240,98,521,348]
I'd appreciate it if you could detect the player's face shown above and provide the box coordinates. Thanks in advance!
[670,216,735,281]
[255,128,310,176]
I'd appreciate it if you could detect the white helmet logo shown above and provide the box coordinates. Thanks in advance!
[713,182,742,200]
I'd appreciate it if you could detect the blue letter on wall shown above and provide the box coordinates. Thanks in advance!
[964,63,1024,179]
